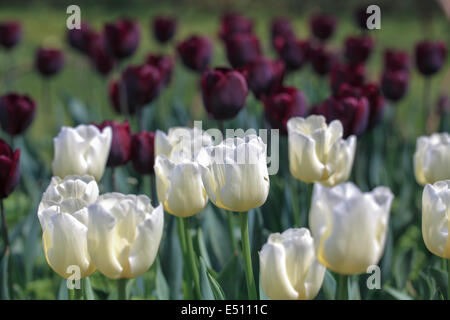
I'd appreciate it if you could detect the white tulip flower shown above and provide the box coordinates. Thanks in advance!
[309,182,394,275]
[287,115,356,187]
[87,193,163,279]
[37,175,99,279]
[414,133,450,186]
[260,228,325,300]
[52,124,112,181]
[422,180,450,259]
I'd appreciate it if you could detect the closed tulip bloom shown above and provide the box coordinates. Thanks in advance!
[329,62,366,94]
[309,14,337,41]
[199,135,270,212]
[219,13,253,41]
[0,139,20,199]
[309,182,394,275]
[271,17,295,49]
[287,115,356,186]
[260,228,325,300]
[309,44,336,76]
[95,121,131,167]
[131,131,155,175]
[201,67,248,120]
[86,32,115,76]
[422,180,450,259]
[275,37,309,71]
[37,175,98,278]
[152,15,177,43]
[67,22,94,54]
[241,56,284,99]
[35,48,65,77]
[0,93,36,136]
[415,41,447,76]
[0,21,22,49]
[104,19,140,59]
[52,124,112,181]
[225,33,262,68]
[146,54,174,86]
[361,83,386,129]
[177,35,213,72]
[87,193,164,279]
[381,70,409,102]
[344,35,375,65]
[384,49,410,72]
[414,133,450,186]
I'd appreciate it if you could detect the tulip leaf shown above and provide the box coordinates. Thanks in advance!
[428,266,448,299]
[57,278,68,300]
[64,95,91,126]
[217,255,240,300]
[156,258,170,300]
[347,275,361,300]
[206,271,226,300]
[83,277,95,300]
[321,270,337,300]
[199,257,216,300]
[383,286,413,300]
[0,251,10,300]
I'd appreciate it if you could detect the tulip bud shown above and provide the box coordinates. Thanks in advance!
[87,193,164,279]
[52,124,112,181]
[201,67,248,120]
[381,70,409,102]
[263,87,307,134]
[199,135,270,212]
[219,13,253,42]
[95,121,131,167]
[310,182,394,275]
[146,54,174,86]
[329,62,366,94]
[130,131,155,175]
[260,228,325,300]
[67,22,94,54]
[86,32,115,76]
[0,21,22,49]
[309,44,336,76]
[0,139,20,199]
[415,40,447,76]
[177,35,213,72]
[384,49,410,72]
[309,14,337,41]
[274,37,309,71]
[37,175,98,278]
[414,133,450,185]
[225,33,262,68]
[35,48,65,77]
[271,17,295,49]
[104,19,140,59]
[0,93,36,136]
[152,15,177,43]
[287,115,356,186]
[361,83,386,129]
[422,180,450,259]
[344,35,375,65]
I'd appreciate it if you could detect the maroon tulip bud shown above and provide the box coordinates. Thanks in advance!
[309,14,337,41]
[354,6,371,30]
[329,62,366,94]
[0,93,36,136]
[67,22,94,54]
[344,35,375,65]
[219,13,253,41]
[240,57,284,99]
[263,87,307,134]
[271,17,295,49]
[0,21,22,50]
[35,48,65,77]
[274,37,309,71]
[225,33,262,68]
[381,70,409,102]
[309,44,336,76]
[146,54,174,86]
[152,15,177,43]
[384,49,410,72]
[95,120,131,167]
[201,67,248,120]
[437,95,450,115]
[86,32,115,75]
[177,35,213,72]
[130,131,155,175]
[104,19,140,59]
[415,40,447,76]
[0,139,20,199]
[361,83,386,129]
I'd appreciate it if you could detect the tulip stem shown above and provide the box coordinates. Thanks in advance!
[337,274,348,300]
[184,218,202,299]
[68,280,83,300]
[289,177,300,228]
[0,200,9,258]
[118,278,127,300]
[177,218,194,299]
[422,78,431,134]
[239,211,258,300]
[226,212,238,255]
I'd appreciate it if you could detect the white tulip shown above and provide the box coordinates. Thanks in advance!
[52,124,112,181]
[422,180,450,259]
[414,133,450,186]
[199,135,270,212]
[87,193,164,279]
[309,182,394,275]
[287,115,356,187]
[260,228,325,300]
[37,175,98,279]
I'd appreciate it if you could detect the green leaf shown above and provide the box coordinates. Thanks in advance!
[383,286,413,300]
[156,259,170,300]
[199,257,215,300]
[0,251,10,300]
[57,278,68,300]
[428,266,448,299]
[347,275,361,300]
[322,270,337,300]
[83,277,95,300]
[206,271,226,300]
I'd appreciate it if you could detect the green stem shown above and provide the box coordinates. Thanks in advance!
[239,211,258,300]
[184,218,202,299]
[118,278,127,300]
[338,274,348,300]
[226,212,238,255]
[68,279,83,300]
[290,177,300,228]
[176,218,193,299]
[0,200,9,258]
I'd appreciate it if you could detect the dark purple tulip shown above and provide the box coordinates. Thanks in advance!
[0,139,20,199]
[329,62,366,94]
[152,15,177,43]
[225,33,262,68]
[104,19,140,59]
[177,35,213,72]
[381,70,409,102]
[384,49,410,72]
[271,17,295,49]
[361,83,386,129]
[95,120,131,167]
[263,86,307,134]
[344,35,375,65]
[86,32,115,75]
[309,44,336,76]
[274,37,309,71]
[219,13,253,41]
[201,67,248,120]
[309,14,337,41]
[35,48,64,77]
[354,5,371,30]
[415,41,447,76]
[130,131,155,175]
[0,93,36,136]
[0,21,22,50]
[146,54,174,86]
[67,22,94,54]
[240,57,284,99]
